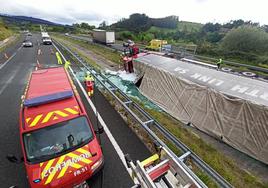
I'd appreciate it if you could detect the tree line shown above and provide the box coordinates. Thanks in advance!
[111,13,179,32]
[112,14,268,66]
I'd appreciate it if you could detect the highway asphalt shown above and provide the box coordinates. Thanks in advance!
[0,33,151,188]
[0,33,61,187]
[0,35,24,64]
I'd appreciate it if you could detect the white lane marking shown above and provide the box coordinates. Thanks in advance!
[0,52,17,70]
[18,46,22,51]
[53,43,138,185]
[0,46,22,70]
[0,69,18,95]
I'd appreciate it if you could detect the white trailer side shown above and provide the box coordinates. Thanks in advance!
[92,29,115,44]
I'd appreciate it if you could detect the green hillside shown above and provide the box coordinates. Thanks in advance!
[177,21,203,32]
[148,21,203,33]
[0,18,13,41]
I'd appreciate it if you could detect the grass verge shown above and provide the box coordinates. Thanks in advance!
[0,34,20,52]
[0,18,13,41]
[53,34,121,65]
[54,37,101,70]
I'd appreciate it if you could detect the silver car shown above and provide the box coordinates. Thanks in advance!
[123,39,135,47]
[23,40,33,47]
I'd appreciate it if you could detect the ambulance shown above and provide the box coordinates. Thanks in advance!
[8,67,104,188]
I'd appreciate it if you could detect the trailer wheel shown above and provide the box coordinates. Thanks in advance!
[221,67,232,72]
[242,72,256,77]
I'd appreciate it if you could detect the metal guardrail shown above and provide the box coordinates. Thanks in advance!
[53,39,233,188]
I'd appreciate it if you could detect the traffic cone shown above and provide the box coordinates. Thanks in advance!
[36,60,42,70]
[38,49,42,55]
[4,53,8,59]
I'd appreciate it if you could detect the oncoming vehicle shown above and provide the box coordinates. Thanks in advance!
[42,37,52,45]
[123,39,135,47]
[23,40,33,47]
[7,67,104,188]
[41,32,52,45]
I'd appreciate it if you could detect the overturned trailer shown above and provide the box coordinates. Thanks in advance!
[133,54,268,165]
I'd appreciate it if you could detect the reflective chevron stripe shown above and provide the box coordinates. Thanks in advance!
[26,106,79,127]
[29,114,43,127]
[40,146,92,185]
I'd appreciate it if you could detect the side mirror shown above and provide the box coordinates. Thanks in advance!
[6,154,23,164]
[95,126,104,134]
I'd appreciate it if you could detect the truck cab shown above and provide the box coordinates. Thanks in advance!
[18,67,103,187]
[41,32,52,45]
[146,39,168,51]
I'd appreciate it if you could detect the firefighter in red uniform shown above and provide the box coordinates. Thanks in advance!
[84,71,94,97]
[123,44,139,73]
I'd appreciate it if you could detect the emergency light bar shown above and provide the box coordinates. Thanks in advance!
[24,90,73,107]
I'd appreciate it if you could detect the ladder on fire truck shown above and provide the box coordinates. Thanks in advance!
[125,142,205,188]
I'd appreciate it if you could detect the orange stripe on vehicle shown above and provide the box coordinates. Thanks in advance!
[74,106,79,109]
[45,156,65,185]
[53,116,59,120]
[64,107,79,115]
[26,118,31,123]
[29,114,43,127]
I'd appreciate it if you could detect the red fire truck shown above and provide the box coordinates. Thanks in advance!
[8,67,104,188]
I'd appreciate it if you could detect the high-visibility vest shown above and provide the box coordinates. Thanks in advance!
[64,61,71,69]
[217,59,223,64]
[85,80,94,97]
[56,52,63,65]
[85,75,94,82]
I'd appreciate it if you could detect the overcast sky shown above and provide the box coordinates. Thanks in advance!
[0,0,267,26]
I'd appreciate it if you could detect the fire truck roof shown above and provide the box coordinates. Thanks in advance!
[22,67,81,132]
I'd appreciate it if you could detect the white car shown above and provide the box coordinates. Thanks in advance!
[23,40,33,47]
[42,37,52,45]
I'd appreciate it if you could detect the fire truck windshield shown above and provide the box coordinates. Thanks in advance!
[23,116,93,163]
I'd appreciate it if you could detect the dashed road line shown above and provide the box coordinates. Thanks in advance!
[0,68,19,95]
[0,46,22,70]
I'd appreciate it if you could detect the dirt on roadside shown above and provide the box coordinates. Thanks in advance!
[55,37,121,71]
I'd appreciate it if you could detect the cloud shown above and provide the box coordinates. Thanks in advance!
[0,0,115,25]
[194,0,207,2]
[0,0,267,25]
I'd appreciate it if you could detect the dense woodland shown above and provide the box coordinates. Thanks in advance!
[109,13,268,66]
